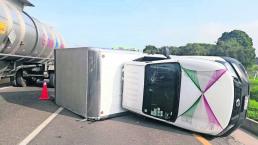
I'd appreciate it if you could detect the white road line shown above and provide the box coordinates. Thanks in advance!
[18,107,64,145]
[0,86,12,90]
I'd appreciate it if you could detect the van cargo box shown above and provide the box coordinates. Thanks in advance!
[55,47,143,119]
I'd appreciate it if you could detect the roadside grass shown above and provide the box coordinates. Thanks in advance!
[247,100,258,121]
[249,79,258,101]
[248,78,258,121]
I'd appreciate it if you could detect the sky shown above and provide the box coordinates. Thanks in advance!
[26,0,258,54]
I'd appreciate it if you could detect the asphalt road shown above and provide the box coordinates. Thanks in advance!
[0,85,257,145]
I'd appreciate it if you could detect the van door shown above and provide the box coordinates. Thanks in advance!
[142,63,181,122]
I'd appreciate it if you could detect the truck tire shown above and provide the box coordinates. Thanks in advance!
[16,71,27,87]
[26,78,35,86]
[49,72,55,88]
[10,76,17,87]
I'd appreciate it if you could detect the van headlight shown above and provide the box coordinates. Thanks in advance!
[244,96,249,110]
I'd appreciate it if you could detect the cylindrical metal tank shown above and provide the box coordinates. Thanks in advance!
[0,0,65,62]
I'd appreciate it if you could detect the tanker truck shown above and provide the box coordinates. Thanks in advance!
[0,0,65,87]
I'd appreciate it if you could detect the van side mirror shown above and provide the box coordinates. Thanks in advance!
[161,47,171,59]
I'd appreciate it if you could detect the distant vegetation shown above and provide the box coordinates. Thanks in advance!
[143,30,256,67]
[113,47,140,52]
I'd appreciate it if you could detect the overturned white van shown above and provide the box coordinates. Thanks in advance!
[122,56,249,136]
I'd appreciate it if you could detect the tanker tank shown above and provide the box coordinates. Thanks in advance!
[0,0,65,87]
[0,0,65,61]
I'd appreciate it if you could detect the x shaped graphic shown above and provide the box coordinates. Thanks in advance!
[179,67,227,129]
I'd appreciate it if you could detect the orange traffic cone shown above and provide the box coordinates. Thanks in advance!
[39,82,49,100]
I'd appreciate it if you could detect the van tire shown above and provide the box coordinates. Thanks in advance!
[49,72,55,88]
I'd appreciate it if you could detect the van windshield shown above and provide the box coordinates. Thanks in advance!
[216,60,239,79]
[142,63,181,122]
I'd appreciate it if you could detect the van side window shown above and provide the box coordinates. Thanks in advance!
[142,63,181,122]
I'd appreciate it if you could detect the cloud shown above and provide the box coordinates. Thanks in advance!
[198,21,258,55]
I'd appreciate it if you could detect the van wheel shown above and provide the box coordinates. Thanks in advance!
[49,72,55,88]
[16,71,27,87]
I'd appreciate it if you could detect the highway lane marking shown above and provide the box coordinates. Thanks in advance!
[18,107,64,145]
[193,134,212,145]
[0,86,12,90]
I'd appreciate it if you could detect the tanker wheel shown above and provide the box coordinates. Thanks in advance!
[25,78,35,86]
[10,76,17,87]
[49,72,55,88]
[16,70,27,87]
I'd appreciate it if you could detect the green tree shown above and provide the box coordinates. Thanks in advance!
[170,43,215,56]
[217,30,253,48]
[143,45,159,54]
[167,46,179,55]
[212,30,256,67]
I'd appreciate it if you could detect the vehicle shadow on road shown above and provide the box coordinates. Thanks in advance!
[110,112,195,137]
[0,87,77,118]
[111,113,224,141]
